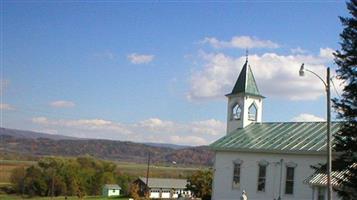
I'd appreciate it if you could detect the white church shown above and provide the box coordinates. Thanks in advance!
[210,59,341,200]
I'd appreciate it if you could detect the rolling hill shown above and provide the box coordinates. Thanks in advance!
[0,127,214,166]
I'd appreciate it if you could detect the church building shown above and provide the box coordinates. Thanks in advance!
[210,59,341,200]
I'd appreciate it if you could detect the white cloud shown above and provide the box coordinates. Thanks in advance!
[38,129,58,135]
[188,51,337,101]
[201,36,279,49]
[139,118,174,128]
[32,117,131,134]
[169,135,207,146]
[0,103,14,110]
[50,100,75,108]
[32,117,48,124]
[190,119,225,136]
[127,53,155,64]
[319,47,335,60]
[31,116,225,146]
[291,113,325,122]
[291,47,307,54]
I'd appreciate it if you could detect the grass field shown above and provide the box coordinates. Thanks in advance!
[0,195,130,200]
[0,160,36,184]
[0,159,205,185]
[116,161,203,178]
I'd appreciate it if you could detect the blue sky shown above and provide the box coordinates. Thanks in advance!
[1,1,348,145]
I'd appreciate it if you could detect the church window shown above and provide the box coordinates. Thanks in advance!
[317,187,325,200]
[232,104,242,120]
[257,161,268,192]
[285,167,295,194]
[232,159,242,189]
[248,103,257,121]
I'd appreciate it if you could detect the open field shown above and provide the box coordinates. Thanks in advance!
[0,160,36,184]
[0,195,130,200]
[0,159,205,185]
[115,161,204,178]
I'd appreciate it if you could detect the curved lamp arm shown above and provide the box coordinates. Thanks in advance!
[299,63,328,88]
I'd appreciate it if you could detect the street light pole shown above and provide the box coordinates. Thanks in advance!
[299,64,332,200]
[326,67,332,200]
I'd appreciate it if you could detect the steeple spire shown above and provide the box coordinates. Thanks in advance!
[245,49,248,63]
[225,54,264,132]
[226,59,264,98]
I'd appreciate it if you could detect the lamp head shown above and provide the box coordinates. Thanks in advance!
[299,63,305,77]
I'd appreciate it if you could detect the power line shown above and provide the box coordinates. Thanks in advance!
[330,78,341,99]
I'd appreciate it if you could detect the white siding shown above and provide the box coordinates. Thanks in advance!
[105,189,120,197]
[212,151,330,200]
[312,186,340,200]
[161,191,171,198]
[227,95,263,133]
[150,191,160,198]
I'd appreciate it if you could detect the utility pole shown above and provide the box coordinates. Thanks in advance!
[326,67,332,200]
[145,152,151,194]
[299,64,332,200]
[278,159,283,200]
[21,165,25,200]
[51,169,54,200]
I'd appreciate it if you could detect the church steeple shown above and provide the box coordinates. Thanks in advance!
[226,59,264,134]
[227,60,263,98]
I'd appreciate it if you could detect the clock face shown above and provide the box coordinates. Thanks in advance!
[233,104,241,120]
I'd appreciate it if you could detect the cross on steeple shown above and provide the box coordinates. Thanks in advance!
[245,49,248,62]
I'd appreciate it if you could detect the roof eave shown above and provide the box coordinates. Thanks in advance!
[225,92,265,98]
[209,147,330,155]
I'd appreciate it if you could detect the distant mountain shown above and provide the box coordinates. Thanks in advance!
[144,142,189,149]
[0,127,78,140]
[0,127,214,166]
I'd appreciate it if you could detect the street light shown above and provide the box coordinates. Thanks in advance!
[299,63,332,200]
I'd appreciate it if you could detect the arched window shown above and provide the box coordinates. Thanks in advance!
[248,103,257,121]
[232,104,242,120]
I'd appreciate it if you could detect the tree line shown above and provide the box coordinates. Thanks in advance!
[9,156,213,199]
[10,156,135,198]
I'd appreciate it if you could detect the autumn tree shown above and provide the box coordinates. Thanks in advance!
[130,183,140,200]
[23,166,47,197]
[117,173,135,195]
[186,170,212,200]
[10,167,26,196]
[9,156,118,198]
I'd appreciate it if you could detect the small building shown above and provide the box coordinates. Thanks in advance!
[133,177,192,199]
[102,184,121,197]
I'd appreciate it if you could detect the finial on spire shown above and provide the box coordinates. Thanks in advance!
[245,48,249,62]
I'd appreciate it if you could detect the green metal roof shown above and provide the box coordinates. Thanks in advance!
[210,122,341,154]
[227,61,263,97]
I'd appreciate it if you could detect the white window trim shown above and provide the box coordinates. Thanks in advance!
[231,102,242,121]
[284,162,297,195]
[257,160,268,192]
[258,160,269,166]
[233,158,243,164]
[248,102,258,121]
[232,159,243,190]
